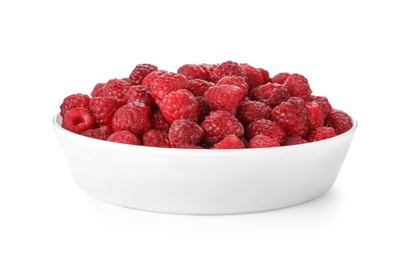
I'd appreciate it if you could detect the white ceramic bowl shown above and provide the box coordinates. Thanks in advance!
[53,114,357,215]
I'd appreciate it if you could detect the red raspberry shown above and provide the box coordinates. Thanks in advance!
[141,70,168,88]
[177,64,208,80]
[213,134,245,149]
[81,126,112,140]
[307,101,325,129]
[158,89,199,123]
[325,109,353,135]
[90,83,105,97]
[124,85,155,108]
[62,107,95,134]
[102,78,131,100]
[250,82,290,108]
[199,63,218,82]
[176,143,203,149]
[121,77,131,83]
[195,96,211,123]
[204,84,245,115]
[216,76,249,98]
[283,73,312,101]
[142,129,171,148]
[107,130,142,145]
[240,63,264,88]
[236,100,272,126]
[283,135,308,146]
[305,126,336,142]
[247,135,280,148]
[246,119,286,143]
[60,93,90,117]
[271,97,309,137]
[311,95,333,117]
[168,119,204,147]
[151,109,171,131]
[257,68,271,84]
[129,64,158,85]
[200,110,244,145]
[272,72,290,84]
[187,79,214,96]
[89,97,126,127]
[111,102,152,137]
[212,61,247,83]
[150,72,189,101]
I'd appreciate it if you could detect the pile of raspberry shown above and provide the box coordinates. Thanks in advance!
[59,61,352,149]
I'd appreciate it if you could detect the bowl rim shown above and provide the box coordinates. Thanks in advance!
[53,113,358,156]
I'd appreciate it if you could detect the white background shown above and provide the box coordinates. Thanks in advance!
[1,0,404,259]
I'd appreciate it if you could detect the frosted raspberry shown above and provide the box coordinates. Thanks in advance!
[62,107,95,134]
[142,129,171,148]
[272,72,290,84]
[200,110,244,145]
[151,110,171,131]
[89,96,126,127]
[311,95,333,117]
[283,73,312,101]
[307,101,325,129]
[177,64,209,80]
[60,93,90,117]
[213,135,245,149]
[141,70,168,88]
[204,84,245,115]
[129,64,158,85]
[246,119,286,143]
[124,85,155,108]
[257,68,271,84]
[305,126,336,142]
[283,135,308,146]
[168,119,204,147]
[216,76,249,98]
[107,130,142,145]
[159,89,199,123]
[212,61,247,83]
[240,63,264,88]
[236,100,272,126]
[90,83,105,97]
[81,126,112,140]
[102,78,131,100]
[111,102,152,137]
[247,135,280,148]
[187,79,214,96]
[250,82,290,107]
[150,72,189,101]
[325,109,353,135]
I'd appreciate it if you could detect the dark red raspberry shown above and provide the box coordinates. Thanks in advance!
[158,89,199,123]
[257,68,271,84]
[247,135,280,148]
[187,79,214,96]
[151,109,171,131]
[246,119,286,143]
[305,126,336,142]
[272,72,290,84]
[60,93,90,117]
[212,61,247,83]
[195,96,211,123]
[102,78,131,100]
[111,102,152,137]
[176,143,203,149]
[307,101,325,129]
[204,84,245,115]
[150,72,189,101]
[141,70,168,88]
[216,76,249,98]
[62,107,95,134]
[129,64,158,85]
[200,110,244,145]
[311,95,333,117]
[168,119,204,147]
[81,126,112,140]
[107,130,142,145]
[124,85,155,108]
[250,82,290,108]
[283,135,308,146]
[177,64,209,80]
[142,129,171,148]
[325,109,353,135]
[90,83,105,97]
[213,135,245,149]
[121,77,131,83]
[240,63,264,88]
[271,97,309,137]
[89,96,126,127]
[236,100,272,126]
[199,63,218,82]
[283,73,312,101]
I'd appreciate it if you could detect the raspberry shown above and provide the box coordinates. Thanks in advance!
[199,63,218,82]
[283,73,312,101]
[216,76,249,98]
[204,84,245,115]
[246,119,286,143]
[102,78,131,100]
[168,119,204,147]
[200,110,244,145]
[107,130,142,145]
[177,64,208,80]
[89,97,126,127]
[195,96,211,123]
[111,102,152,137]
[212,61,247,83]
[151,109,171,131]
[325,109,353,135]
[124,85,155,108]
[129,64,158,85]
[187,79,214,96]
[305,126,336,142]
[81,126,112,140]
[62,107,95,134]
[60,93,90,117]
[158,89,199,123]
[236,100,272,126]
[240,63,264,88]
[283,135,308,146]
[150,72,189,101]
[142,129,171,148]
[272,72,290,84]
[271,97,309,137]
[121,77,131,83]
[141,70,168,88]
[311,95,333,117]
[247,135,280,148]
[90,83,105,97]
[257,68,271,84]
[250,82,290,108]
[213,134,245,149]
[307,101,325,129]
